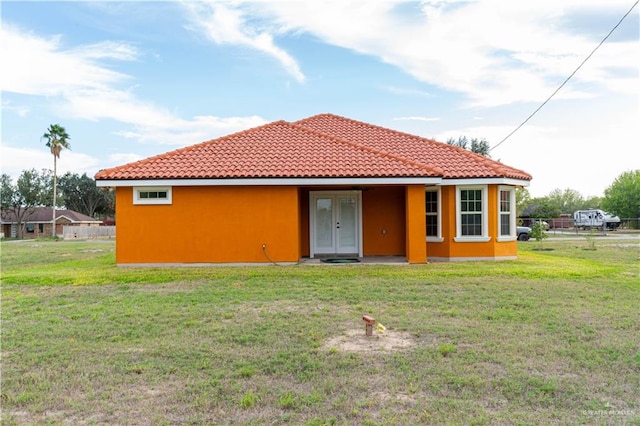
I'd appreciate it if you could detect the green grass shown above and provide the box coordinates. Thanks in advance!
[1,238,639,425]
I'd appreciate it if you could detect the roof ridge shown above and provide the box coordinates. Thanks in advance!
[297,113,530,179]
[298,113,442,143]
[287,122,443,176]
[293,113,444,175]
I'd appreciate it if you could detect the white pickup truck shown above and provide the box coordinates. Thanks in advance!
[573,209,620,230]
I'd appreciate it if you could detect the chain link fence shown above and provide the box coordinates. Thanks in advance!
[520,217,639,236]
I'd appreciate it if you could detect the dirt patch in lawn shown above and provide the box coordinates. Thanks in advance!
[323,328,416,352]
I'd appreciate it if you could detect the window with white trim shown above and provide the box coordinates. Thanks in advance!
[498,186,516,240]
[455,186,490,242]
[425,188,442,241]
[460,189,482,236]
[133,187,172,205]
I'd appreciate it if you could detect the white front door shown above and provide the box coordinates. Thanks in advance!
[310,191,362,257]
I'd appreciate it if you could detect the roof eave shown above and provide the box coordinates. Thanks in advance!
[96,177,444,187]
[97,176,530,188]
[440,177,531,187]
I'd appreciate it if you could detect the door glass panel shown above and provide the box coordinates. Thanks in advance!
[338,196,356,250]
[315,198,333,249]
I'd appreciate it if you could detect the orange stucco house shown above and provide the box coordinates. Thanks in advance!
[95,114,531,265]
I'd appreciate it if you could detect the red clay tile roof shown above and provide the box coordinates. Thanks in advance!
[296,114,531,180]
[95,114,531,181]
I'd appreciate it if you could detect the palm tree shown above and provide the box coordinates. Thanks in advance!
[43,124,71,237]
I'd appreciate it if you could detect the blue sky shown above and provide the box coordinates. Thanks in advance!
[2,0,638,198]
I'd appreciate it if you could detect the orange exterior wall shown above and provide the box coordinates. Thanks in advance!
[114,183,518,264]
[405,185,427,263]
[426,185,518,260]
[115,186,300,264]
[362,187,405,256]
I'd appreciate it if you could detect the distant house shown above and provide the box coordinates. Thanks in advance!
[1,207,101,239]
[95,113,532,265]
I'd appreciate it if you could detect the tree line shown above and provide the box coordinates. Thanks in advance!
[1,170,114,238]
[517,170,640,222]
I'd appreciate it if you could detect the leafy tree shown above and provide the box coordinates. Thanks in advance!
[448,136,469,150]
[0,174,13,210]
[528,200,561,219]
[43,124,71,237]
[583,195,603,210]
[1,170,51,239]
[446,136,491,157]
[530,221,549,249]
[602,170,640,222]
[469,137,490,157]
[58,172,114,218]
[546,188,584,214]
[516,187,531,222]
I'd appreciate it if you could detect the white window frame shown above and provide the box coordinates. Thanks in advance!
[425,187,443,242]
[454,185,490,242]
[497,186,517,242]
[133,186,172,205]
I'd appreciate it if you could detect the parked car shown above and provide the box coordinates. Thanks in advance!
[530,220,549,230]
[517,226,531,241]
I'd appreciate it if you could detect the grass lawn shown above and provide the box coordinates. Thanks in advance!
[1,238,639,425]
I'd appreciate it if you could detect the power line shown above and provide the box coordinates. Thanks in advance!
[490,0,639,152]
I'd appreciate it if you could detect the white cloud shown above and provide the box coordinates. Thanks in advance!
[1,24,269,149]
[0,145,101,181]
[107,153,145,166]
[1,22,271,180]
[393,116,440,122]
[181,0,306,83]
[69,40,139,61]
[115,114,268,146]
[0,24,130,96]
[381,86,431,97]
[230,0,638,106]
[1,100,30,117]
